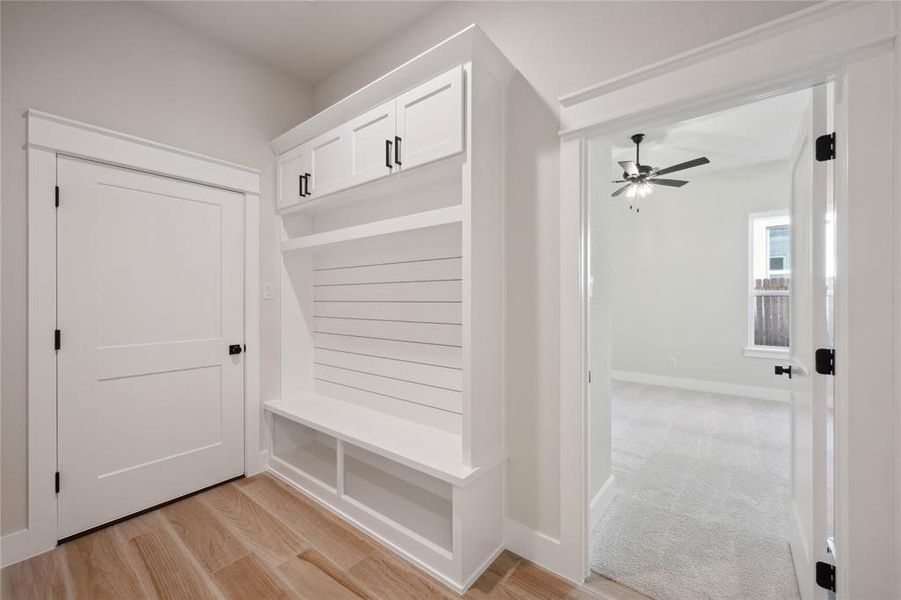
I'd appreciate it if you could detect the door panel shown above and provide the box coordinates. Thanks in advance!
[277,143,311,211]
[310,125,350,197]
[57,157,245,538]
[789,85,830,600]
[396,65,464,170]
[348,100,397,186]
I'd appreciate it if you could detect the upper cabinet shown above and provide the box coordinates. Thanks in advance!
[309,125,350,197]
[395,65,464,171]
[276,66,465,211]
[347,100,397,187]
[276,143,311,211]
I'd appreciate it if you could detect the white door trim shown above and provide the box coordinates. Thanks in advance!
[12,110,261,567]
[557,3,897,598]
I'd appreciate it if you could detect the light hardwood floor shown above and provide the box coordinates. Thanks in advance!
[1,473,640,600]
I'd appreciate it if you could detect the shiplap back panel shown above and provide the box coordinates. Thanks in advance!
[311,221,463,433]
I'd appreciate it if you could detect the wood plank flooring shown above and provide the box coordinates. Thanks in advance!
[1,473,636,600]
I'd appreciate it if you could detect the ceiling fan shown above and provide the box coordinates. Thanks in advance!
[612,133,710,211]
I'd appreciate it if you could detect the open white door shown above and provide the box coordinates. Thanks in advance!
[57,157,246,538]
[786,84,832,600]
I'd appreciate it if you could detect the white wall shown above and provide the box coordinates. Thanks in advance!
[0,1,313,535]
[893,5,901,595]
[311,1,815,538]
[609,161,793,392]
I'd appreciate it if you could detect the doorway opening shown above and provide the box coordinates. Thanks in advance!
[584,86,835,600]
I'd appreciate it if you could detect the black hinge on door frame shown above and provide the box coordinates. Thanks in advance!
[816,132,836,161]
[815,348,835,375]
[816,561,836,592]
[55,185,60,208]
[54,329,61,351]
[55,472,60,494]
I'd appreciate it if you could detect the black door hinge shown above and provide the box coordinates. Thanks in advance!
[816,561,835,592]
[54,329,61,351]
[55,186,60,208]
[55,472,60,494]
[815,348,835,375]
[816,132,835,161]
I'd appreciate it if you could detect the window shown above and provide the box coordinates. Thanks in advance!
[747,211,790,356]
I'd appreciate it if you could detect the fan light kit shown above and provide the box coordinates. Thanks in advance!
[612,133,710,212]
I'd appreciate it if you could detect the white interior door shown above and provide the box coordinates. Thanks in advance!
[788,84,831,600]
[57,157,245,538]
[395,65,464,171]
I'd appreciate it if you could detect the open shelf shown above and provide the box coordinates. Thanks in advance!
[344,443,453,554]
[271,418,338,491]
[264,394,480,486]
[280,205,463,253]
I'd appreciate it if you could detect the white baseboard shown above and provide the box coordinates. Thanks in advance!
[589,475,615,531]
[612,370,790,403]
[503,518,567,578]
[1,529,33,568]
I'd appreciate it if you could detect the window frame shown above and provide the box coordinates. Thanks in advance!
[745,210,791,358]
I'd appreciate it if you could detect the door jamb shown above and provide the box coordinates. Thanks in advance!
[18,110,262,564]
[557,3,897,598]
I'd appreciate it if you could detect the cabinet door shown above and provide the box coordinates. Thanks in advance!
[277,143,311,211]
[347,100,397,187]
[309,125,350,198]
[395,65,464,171]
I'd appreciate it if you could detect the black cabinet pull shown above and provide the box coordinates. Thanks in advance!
[303,173,311,196]
[385,139,393,169]
[298,174,304,197]
[394,136,402,166]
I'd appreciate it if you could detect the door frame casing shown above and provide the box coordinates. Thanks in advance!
[556,3,897,598]
[19,110,262,563]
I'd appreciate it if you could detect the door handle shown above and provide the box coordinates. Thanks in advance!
[394,136,402,166]
[228,344,243,356]
[774,364,792,378]
[385,139,393,169]
[298,174,304,197]
[303,173,311,197]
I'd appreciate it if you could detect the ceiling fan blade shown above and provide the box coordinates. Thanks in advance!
[653,157,710,177]
[650,178,689,187]
[611,184,632,197]
[618,161,638,176]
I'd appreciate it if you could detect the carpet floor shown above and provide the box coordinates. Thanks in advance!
[590,382,801,600]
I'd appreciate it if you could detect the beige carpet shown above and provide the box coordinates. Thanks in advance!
[590,382,801,600]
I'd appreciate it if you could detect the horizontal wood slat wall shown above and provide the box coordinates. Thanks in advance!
[313,334,462,369]
[314,349,462,390]
[310,239,463,432]
[313,301,462,323]
[313,281,462,302]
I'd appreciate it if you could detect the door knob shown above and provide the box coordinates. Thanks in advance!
[229,344,243,356]
[774,364,792,378]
